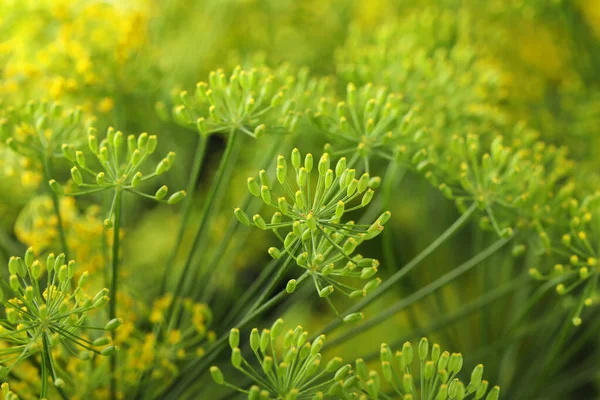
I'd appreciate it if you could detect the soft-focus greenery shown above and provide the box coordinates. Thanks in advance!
[0,0,599,399]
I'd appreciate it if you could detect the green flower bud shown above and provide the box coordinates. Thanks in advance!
[62,144,76,161]
[155,185,168,200]
[155,159,169,175]
[167,190,187,205]
[96,172,105,185]
[295,190,305,209]
[403,373,413,392]
[402,342,413,366]
[318,153,330,176]
[71,166,83,185]
[254,124,265,138]
[260,329,270,353]
[271,318,284,339]
[319,285,334,298]
[448,353,463,373]
[101,346,118,356]
[210,366,224,385]
[247,177,261,196]
[262,356,274,374]
[335,157,347,177]
[93,337,110,346]
[343,312,363,323]
[131,149,142,165]
[470,364,484,388]
[253,214,267,230]
[475,381,489,399]
[357,173,369,193]
[229,328,240,350]
[278,197,289,215]
[361,189,374,207]
[105,318,123,331]
[305,153,314,172]
[30,260,41,279]
[249,328,260,352]
[485,386,500,400]
[291,148,302,170]
[286,279,297,293]
[131,172,142,188]
[89,135,98,154]
[231,347,242,368]
[261,185,271,204]
[419,337,429,361]
[147,135,158,154]
[325,169,334,188]
[75,151,86,168]
[268,247,281,259]
[24,247,34,268]
[49,179,64,195]
[327,358,344,374]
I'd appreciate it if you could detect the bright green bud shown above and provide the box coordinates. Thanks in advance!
[30,260,41,279]
[327,357,344,373]
[286,279,297,293]
[248,177,260,196]
[210,366,224,385]
[229,328,240,349]
[147,135,158,154]
[403,373,413,392]
[485,386,500,400]
[155,185,168,200]
[419,337,429,361]
[131,172,142,188]
[319,154,330,176]
[335,157,346,177]
[62,144,76,161]
[343,312,363,323]
[75,151,86,168]
[24,247,34,268]
[305,153,314,172]
[295,190,305,209]
[402,342,413,366]
[155,159,169,175]
[261,185,271,204]
[49,179,63,195]
[291,148,301,169]
[71,166,83,185]
[167,191,186,205]
[277,166,287,185]
[271,318,284,339]
[105,318,122,331]
[253,214,267,230]
[470,364,484,388]
[260,329,270,353]
[231,347,242,368]
[358,173,369,193]
[96,172,105,185]
[88,135,98,153]
[93,336,110,346]
[278,197,289,215]
[361,189,374,206]
[448,353,463,373]
[475,381,489,399]
[250,328,260,351]
[131,149,142,165]
[319,285,334,298]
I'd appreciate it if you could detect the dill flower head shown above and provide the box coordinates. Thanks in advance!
[351,338,500,400]
[173,65,309,138]
[0,247,119,391]
[0,100,85,159]
[211,318,354,399]
[235,148,390,317]
[56,127,186,227]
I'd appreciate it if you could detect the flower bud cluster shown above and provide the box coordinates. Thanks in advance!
[54,127,186,226]
[0,248,119,384]
[351,339,500,400]
[235,148,391,316]
[211,319,355,399]
[173,66,313,138]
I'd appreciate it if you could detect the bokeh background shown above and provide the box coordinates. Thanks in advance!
[1,0,600,398]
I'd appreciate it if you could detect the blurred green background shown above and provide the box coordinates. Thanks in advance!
[2,0,600,398]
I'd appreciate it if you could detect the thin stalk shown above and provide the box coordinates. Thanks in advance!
[43,156,69,259]
[320,203,477,336]
[158,134,208,295]
[109,189,123,400]
[167,131,239,329]
[326,236,511,349]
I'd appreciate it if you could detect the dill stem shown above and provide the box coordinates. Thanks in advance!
[325,235,511,349]
[320,203,478,337]
[158,133,208,295]
[167,130,239,330]
[43,156,69,259]
[109,188,122,400]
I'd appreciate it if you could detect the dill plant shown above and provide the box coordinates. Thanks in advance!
[0,1,599,399]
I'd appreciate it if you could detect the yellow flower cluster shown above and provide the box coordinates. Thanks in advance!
[14,196,108,275]
[0,0,154,114]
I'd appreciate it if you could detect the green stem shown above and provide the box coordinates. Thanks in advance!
[167,131,239,329]
[321,203,477,336]
[109,189,122,400]
[43,156,69,259]
[326,235,511,348]
[158,134,208,295]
